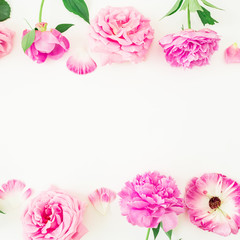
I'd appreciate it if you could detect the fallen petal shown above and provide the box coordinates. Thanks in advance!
[225,43,240,64]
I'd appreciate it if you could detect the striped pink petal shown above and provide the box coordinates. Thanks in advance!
[88,188,116,215]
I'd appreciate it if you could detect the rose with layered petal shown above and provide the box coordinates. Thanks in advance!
[89,6,154,65]
[185,173,240,236]
[23,189,87,240]
[159,29,220,68]
[23,22,70,63]
[119,171,184,232]
[0,24,14,58]
[225,43,240,64]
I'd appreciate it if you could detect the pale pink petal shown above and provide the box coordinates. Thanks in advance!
[225,43,240,64]
[161,212,178,232]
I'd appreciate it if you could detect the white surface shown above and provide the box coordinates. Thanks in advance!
[1,0,240,239]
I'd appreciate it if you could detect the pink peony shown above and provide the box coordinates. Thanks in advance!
[119,171,184,232]
[0,24,14,58]
[89,6,154,65]
[22,189,87,240]
[23,22,70,64]
[159,29,220,68]
[225,43,240,64]
[185,173,240,236]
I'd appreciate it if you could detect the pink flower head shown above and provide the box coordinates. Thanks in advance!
[89,6,154,65]
[119,171,184,232]
[0,24,14,58]
[88,187,116,215]
[23,22,70,64]
[159,29,220,68]
[185,173,240,236]
[225,43,240,64]
[23,189,87,240]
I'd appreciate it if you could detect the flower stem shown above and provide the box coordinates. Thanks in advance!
[146,228,151,240]
[39,0,45,23]
[187,3,191,29]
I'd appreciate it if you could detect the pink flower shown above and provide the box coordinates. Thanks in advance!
[89,6,154,65]
[23,189,87,240]
[185,173,240,236]
[88,187,116,215]
[119,171,184,232]
[225,43,240,64]
[159,29,220,68]
[23,23,70,64]
[0,24,14,58]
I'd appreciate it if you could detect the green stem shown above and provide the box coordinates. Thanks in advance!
[187,3,191,29]
[39,0,45,23]
[146,228,151,240]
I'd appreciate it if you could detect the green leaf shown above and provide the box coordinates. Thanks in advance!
[162,0,184,18]
[165,230,173,240]
[197,6,218,25]
[21,29,36,53]
[55,23,74,33]
[181,0,203,12]
[62,0,89,24]
[0,0,11,22]
[0,210,5,214]
[152,223,161,239]
[200,0,223,10]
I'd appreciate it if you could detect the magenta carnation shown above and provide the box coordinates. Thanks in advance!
[185,173,240,236]
[159,29,220,68]
[89,6,154,65]
[119,171,184,232]
[22,189,87,240]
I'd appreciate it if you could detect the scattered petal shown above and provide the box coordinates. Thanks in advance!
[225,43,240,64]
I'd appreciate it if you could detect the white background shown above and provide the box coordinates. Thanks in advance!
[1,0,240,239]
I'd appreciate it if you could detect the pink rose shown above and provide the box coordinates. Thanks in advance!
[89,6,154,65]
[23,23,70,64]
[0,24,14,58]
[159,29,220,68]
[225,43,240,63]
[22,189,87,240]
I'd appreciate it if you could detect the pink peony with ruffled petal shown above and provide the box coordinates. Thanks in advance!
[159,29,220,68]
[119,171,184,232]
[185,173,240,236]
[89,6,154,65]
[0,24,14,58]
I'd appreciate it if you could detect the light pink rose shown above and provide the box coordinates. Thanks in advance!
[89,6,154,65]
[22,189,87,240]
[159,29,220,68]
[0,24,14,58]
[23,22,70,64]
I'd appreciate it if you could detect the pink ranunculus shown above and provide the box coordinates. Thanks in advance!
[225,43,240,63]
[23,189,87,240]
[159,29,220,68]
[119,171,184,232]
[185,173,240,236]
[89,6,154,65]
[0,24,14,58]
[23,23,70,64]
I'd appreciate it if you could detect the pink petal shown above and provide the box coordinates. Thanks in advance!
[161,212,178,232]
[225,43,240,64]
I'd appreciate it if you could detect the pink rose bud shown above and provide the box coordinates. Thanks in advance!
[225,43,240,64]
[0,24,14,58]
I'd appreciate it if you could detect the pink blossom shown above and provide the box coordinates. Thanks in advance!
[0,24,14,58]
[23,189,87,240]
[159,29,220,68]
[23,22,70,64]
[89,6,154,65]
[185,173,240,236]
[225,43,240,63]
[119,171,184,232]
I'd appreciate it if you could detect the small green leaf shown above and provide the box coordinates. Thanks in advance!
[200,0,223,10]
[165,230,173,240]
[0,0,11,22]
[152,223,161,240]
[55,23,74,33]
[197,6,218,25]
[22,29,36,53]
[0,210,5,214]
[62,0,89,24]
[162,0,184,18]
[181,0,203,12]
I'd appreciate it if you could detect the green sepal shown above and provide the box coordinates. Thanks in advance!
[181,0,203,12]
[0,0,11,22]
[22,29,36,53]
[55,23,74,33]
[162,0,184,19]
[152,223,161,239]
[197,6,218,25]
[200,0,223,10]
[62,0,89,24]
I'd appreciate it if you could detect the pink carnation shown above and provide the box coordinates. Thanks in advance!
[23,189,87,240]
[0,24,14,58]
[89,6,154,65]
[119,171,184,232]
[23,23,70,64]
[159,29,220,68]
[185,173,240,236]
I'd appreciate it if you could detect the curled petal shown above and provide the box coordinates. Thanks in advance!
[225,43,240,64]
